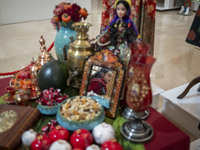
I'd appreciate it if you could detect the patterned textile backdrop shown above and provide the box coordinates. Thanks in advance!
[101,0,156,55]
[186,6,200,47]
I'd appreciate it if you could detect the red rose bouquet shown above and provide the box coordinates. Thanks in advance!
[51,2,88,29]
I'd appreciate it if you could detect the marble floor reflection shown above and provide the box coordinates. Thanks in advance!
[152,10,199,91]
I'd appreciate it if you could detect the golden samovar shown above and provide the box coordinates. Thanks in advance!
[67,22,94,88]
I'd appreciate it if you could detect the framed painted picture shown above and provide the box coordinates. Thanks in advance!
[80,49,125,118]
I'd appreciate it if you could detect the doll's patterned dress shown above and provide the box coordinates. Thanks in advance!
[107,19,131,67]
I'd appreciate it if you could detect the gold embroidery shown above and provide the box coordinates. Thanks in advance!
[0,110,17,133]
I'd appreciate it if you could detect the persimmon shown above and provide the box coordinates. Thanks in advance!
[64,4,72,10]
[79,8,88,17]
[54,15,60,22]
[62,13,71,23]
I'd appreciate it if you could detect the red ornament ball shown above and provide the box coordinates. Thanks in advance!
[70,129,93,149]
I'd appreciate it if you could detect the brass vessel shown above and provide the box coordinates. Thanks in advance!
[35,35,54,72]
[67,22,94,88]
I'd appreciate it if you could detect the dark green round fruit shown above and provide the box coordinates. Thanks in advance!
[38,60,69,91]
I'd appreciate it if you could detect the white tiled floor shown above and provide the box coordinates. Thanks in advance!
[0,11,102,76]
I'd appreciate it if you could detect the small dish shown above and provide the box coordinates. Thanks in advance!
[37,104,60,115]
[57,96,105,131]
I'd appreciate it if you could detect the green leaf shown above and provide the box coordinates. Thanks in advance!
[0,94,7,104]
[32,115,55,133]
[112,116,145,150]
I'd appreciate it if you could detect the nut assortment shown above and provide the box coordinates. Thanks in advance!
[61,97,101,121]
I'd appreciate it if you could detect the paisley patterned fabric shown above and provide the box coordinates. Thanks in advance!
[186,6,200,47]
[101,0,116,31]
[101,0,156,55]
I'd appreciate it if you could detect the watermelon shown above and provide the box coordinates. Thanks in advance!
[38,60,69,91]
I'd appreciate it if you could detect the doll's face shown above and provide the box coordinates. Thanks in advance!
[103,71,113,83]
[116,3,127,18]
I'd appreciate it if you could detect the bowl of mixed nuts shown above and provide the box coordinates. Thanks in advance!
[57,96,105,131]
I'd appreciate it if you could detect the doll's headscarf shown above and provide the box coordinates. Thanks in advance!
[114,0,132,8]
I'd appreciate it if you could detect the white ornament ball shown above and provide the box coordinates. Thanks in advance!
[92,122,115,145]
[49,140,72,150]
[21,129,37,146]
[86,144,101,150]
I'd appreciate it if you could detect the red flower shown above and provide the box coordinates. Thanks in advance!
[71,13,81,22]
[72,3,81,13]
[65,8,73,16]
[51,2,88,28]
[53,5,64,17]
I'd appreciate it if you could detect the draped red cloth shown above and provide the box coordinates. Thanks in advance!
[145,107,190,150]
[0,77,12,97]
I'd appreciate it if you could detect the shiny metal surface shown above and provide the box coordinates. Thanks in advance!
[35,35,54,71]
[67,22,94,79]
[121,119,154,143]
[122,107,149,120]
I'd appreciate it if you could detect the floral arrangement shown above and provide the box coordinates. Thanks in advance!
[51,2,88,28]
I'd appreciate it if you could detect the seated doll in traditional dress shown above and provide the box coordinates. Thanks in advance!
[97,0,140,66]
[88,68,113,96]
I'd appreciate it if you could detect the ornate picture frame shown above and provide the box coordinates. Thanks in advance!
[80,49,125,118]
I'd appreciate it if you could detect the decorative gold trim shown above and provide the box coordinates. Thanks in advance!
[0,110,17,133]
[80,49,125,118]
